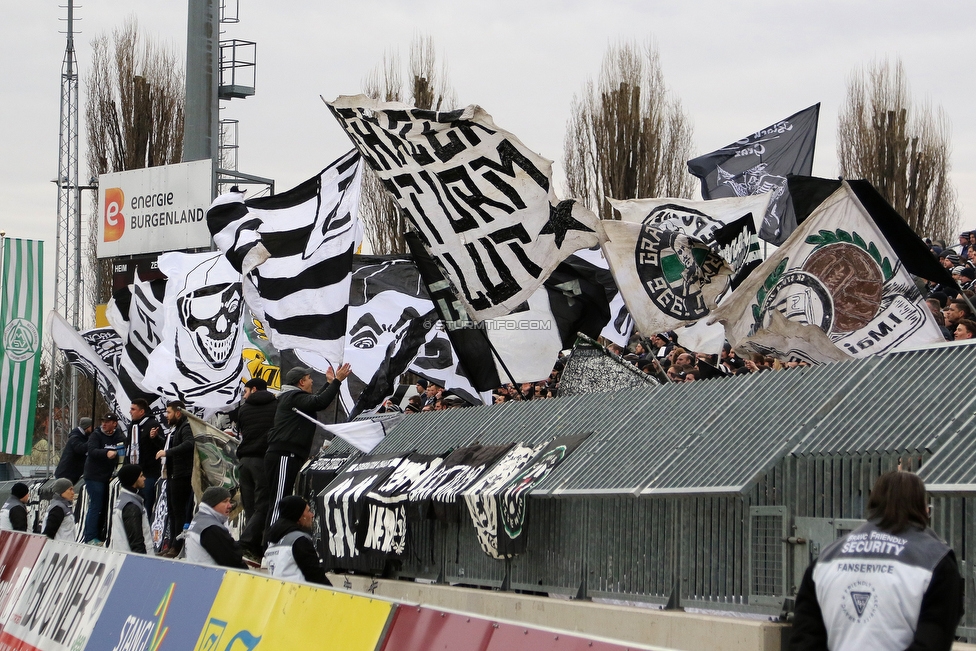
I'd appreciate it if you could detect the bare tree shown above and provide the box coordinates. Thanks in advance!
[838,58,958,242]
[564,41,695,221]
[360,35,457,254]
[85,17,185,306]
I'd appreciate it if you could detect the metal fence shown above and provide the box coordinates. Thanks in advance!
[312,342,976,636]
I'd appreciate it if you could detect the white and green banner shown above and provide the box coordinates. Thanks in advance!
[0,237,44,455]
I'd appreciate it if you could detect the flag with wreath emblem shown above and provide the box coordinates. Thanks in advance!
[0,238,44,454]
[712,179,946,363]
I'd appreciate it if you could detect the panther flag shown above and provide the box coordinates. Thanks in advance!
[712,178,947,363]
[329,95,603,322]
[341,255,485,417]
[0,237,43,455]
[143,251,246,411]
[207,151,363,372]
[687,104,819,245]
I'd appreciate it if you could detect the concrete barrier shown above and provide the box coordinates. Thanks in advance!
[337,575,788,651]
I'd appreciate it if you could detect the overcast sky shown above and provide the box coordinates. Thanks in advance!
[2,0,975,320]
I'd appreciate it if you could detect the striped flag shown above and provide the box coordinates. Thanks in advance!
[0,237,44,455]
[207,151,363,372]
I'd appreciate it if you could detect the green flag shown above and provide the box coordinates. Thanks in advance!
[0,237,44,455]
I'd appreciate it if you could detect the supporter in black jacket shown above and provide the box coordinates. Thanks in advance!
[155,401,196,554]
[265,364,349,530]
[54,417,93,483]
[265,496,331,585]
[126,398,164,517]
[83,414,126,542]
[236,378,276,557]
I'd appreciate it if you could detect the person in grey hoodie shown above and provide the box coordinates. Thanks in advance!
[43,478,76,541]
[185,487,246,569]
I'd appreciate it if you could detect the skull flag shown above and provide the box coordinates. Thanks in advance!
[328,95,603,322]
[712,179,947,363]
[207,151,363,372]
[143,251,246,411]
[687,104,819,246]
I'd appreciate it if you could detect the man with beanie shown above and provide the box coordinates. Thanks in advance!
[126,399,164,518]
[55,417,93,484]
[83,413,126,543]
[185,486,246,569]
[236,377,276,560]
[43,478,76,540]
[265,496,331,585]
[155,401,195,555]
[265,363,350,530]
[0,483,30,531]
[109,465,154,555]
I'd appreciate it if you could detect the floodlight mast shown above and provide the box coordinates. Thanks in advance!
[49,0,84,473]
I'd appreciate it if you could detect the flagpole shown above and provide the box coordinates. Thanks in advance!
[291,407,331,431]
[476,327,528,400]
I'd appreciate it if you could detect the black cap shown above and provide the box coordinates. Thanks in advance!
[102,413,119,422]
[116,464,143,488]
[277,495,307,522]
[11,483,29,499]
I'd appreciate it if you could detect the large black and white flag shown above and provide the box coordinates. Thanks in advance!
[143,251,246,411]
[320,453,404,559]
[568,247,634,348]
[713,178,948,363]
[406,232,610,390]
[207,151,363,371]
[687,104,819,245]
[329,96,603,322]
[407,443,512,521]
[48,313,129,420]
[462,442,539,559]
[359,453,444,557]
[341,256,485,417]
[107,276,168,401]
[493,433,589,557]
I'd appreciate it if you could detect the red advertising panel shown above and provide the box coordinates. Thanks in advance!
[380,607,495,651]
[381,605,651,651]
[0,532,47,635]
[486,621,648,651]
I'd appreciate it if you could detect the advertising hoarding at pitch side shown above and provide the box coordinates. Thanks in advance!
[97,159,214,258]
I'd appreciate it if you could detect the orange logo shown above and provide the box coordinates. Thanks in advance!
[104,187,125,242]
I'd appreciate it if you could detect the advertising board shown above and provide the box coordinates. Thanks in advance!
[85,556,225,651]
[0,541,125,651]
[97,160,214,258]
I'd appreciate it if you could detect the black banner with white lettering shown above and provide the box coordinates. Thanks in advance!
[687,104,819,245]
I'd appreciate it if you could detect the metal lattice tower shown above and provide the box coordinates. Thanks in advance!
[49,0,83,465]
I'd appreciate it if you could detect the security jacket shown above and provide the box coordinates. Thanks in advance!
[792,519,963,651]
